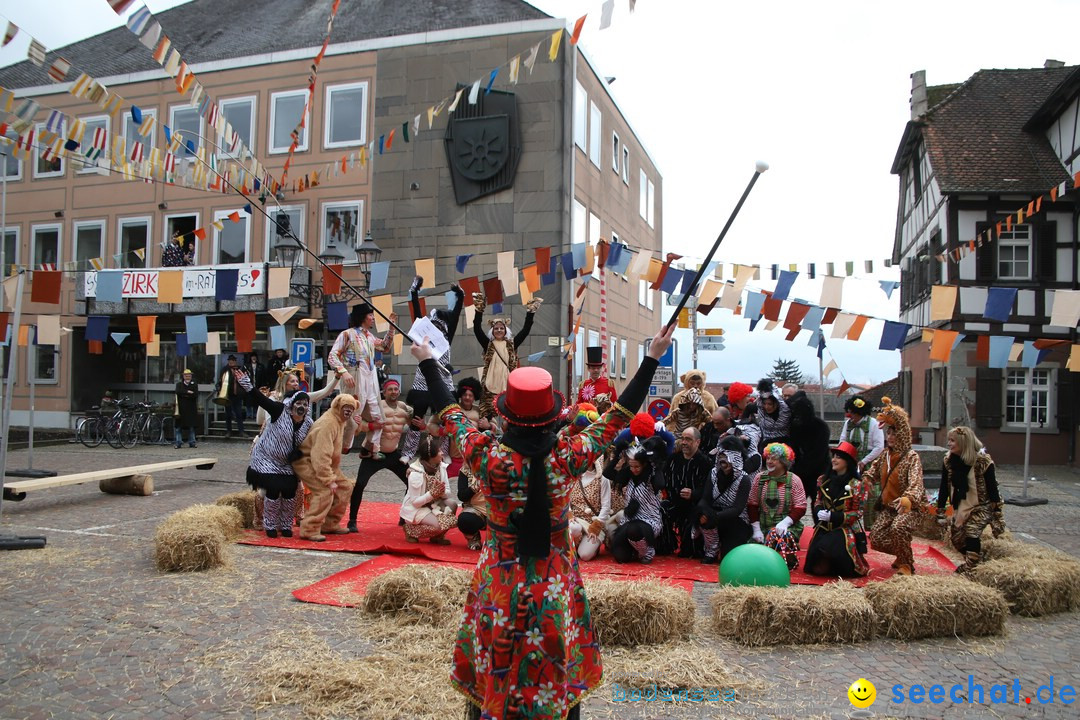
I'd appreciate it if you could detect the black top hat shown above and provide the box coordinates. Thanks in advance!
[349,303,374,327]
[585,346,604,366]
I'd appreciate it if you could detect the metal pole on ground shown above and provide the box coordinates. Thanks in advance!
[0,269,48,549]
[7,337,57,479]
[1006,368,1047,507]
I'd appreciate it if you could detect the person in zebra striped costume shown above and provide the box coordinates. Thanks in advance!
[606,418,673,564]
[696,435,753,563]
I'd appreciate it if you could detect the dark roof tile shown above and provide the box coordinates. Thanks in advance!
[0,0,550,88]
[917,67,1074,194]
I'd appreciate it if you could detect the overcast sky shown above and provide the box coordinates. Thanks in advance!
[2,0,1077,385]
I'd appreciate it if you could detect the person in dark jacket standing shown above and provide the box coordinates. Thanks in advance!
[217,355,247,438]
[788,391,831,520]
[174,369,199,448]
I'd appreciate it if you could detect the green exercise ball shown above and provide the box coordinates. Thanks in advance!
[718,543,791,587]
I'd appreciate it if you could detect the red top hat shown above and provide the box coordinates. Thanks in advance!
[495,367,565,427]
[831,441,859,466]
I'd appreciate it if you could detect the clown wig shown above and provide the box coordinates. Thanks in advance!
[763,442,795,468]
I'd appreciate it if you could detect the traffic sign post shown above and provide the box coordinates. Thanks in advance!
[291,338,315,367]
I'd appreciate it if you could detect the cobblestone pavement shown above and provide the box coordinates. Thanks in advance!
[1,442,1078,719]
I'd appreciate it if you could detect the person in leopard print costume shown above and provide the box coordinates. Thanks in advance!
[865,397,925,575]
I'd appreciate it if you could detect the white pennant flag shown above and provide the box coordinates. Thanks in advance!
[268,305,301,325]
[600,0,615,29]
[468,79,481,105]
[822,359,838,377]
[523,42,541,74]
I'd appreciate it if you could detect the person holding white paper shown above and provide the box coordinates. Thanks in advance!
[400,275,465,465]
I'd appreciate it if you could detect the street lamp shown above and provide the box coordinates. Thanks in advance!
[271,212,301,267]
[355,231,382,286]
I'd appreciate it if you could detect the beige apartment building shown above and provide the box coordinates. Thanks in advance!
[0,0,662,430]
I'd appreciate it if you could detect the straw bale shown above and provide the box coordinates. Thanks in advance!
[153,523,227,572]
[708,586,760,638]
[863,574,1007,639]
[162,504,245,540]
[969,558,1080,617]
[584,578,694,646]
[215,491,259,529]
[912,512,947,542]
[731,583,875,646]
[361,564,472,626]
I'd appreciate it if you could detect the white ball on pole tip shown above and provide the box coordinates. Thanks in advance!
[755,160,770,173]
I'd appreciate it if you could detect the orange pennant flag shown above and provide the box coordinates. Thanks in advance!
[322,264,343,295]
[835,380,851,396]
[929,329,960,363]
[157,271,183,303]
[137,315,157,343]
[228,210,241,223]
[846,315,869,341]
[570,14,588,44]
[522,264,541,293]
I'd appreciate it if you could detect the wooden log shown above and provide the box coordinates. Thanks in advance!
[99,473,154,496]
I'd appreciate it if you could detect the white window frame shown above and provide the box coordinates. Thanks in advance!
[589,101,602,168]
[2,126,23,180]
[572,198,587,246]
[620,339,628,378]
[269,89,310,154]
[638,278,648,307]
[122,108,157,156]
[33,122,65,179]
[117,216,152,269]
[997,223,1031,281]
[637,342,644,370]
[573,81,587,151]
[324,81,369,150]
[2,225,20,270]
[33,343,58,385]
[220,95,256,158]
[75,115,110,174]
[646,283,654,311]
[31,223,62,269]
[574,328,585,380]
[212,208,251,265]
[163,212,201,265]
[647,179,656,228]
[612,131,620,174]
[264,204,305,261]
[609,335,617,377]
[168,103,203,160]
[320,200,363,255]
[72,219,105,268]
[639,169,649,221]
[1004,367,1054,430]
[621,146,630,185]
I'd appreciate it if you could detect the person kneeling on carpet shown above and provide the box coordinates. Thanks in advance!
[804,441,870,578]
[293,394,360,542]
[607,428,669,564]
[401,432,458,544]
[696,436,753,564]
[747,442,806,570]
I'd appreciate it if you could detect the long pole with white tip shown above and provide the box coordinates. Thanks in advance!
[665,162,769,329]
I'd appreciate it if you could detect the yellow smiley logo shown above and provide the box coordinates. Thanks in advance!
[848,678,876,708]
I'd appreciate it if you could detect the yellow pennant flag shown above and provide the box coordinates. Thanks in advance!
[415,258,435,288]
[548,29,563,61]
[1068,344,1080,371]
[157,271,183,303]
[930,285,957,322]
[371,294,394,334]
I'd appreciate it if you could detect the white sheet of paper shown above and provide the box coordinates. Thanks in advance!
[409,316,450,358]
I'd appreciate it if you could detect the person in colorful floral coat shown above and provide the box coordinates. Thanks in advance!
[410,323,673,720]
[866,398,925,575]
[747,442,806,569]
[804,441,870,577]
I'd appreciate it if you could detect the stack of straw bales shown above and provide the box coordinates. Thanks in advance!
[863,575,1008,639]
[153,504,243,572]
[215,491,260,529]
[969,538,1080,616]
[585,578,695,646]
[719,583,875,646]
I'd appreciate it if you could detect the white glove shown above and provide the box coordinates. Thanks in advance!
[234,369,253,392]
[775,517,793,533]
[751,521,764,543]
[817,509,831,523]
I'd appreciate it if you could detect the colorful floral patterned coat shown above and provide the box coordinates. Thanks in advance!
[440,401,632,719]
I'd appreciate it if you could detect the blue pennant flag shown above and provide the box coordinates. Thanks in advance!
[110,332,129,346]
[526,350,546,362]
[878,321,909,351]
[327,301,348,331]
[773,270,798,302]
[86,316,109,342]
[368,261,390,292]
[983,287,1017,323]
[879,280,899,299]
[130,105,142,124]
[175,332,189,357]
[987,336,1013,369]
[185,315,208,344]
[456,254,473,274]
[215,269,239,302]
[270,325,287,350]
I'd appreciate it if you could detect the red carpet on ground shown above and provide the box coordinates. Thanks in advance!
[240,502,954,604]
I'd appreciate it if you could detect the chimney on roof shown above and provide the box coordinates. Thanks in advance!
[910,70,927,120]
[1045,59,1066,68]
